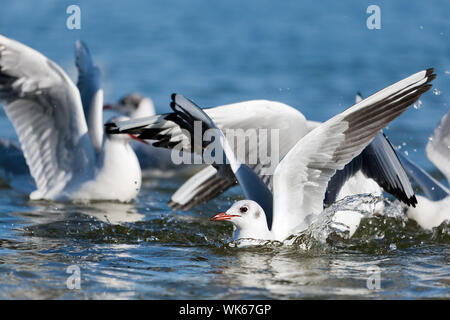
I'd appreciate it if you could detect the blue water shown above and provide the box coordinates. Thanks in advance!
[0,0,449,299]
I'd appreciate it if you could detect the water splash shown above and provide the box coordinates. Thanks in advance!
[283,195,448,253]
[413,100,423,109]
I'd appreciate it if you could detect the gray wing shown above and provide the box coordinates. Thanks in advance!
[325,132,417,207]
[324,92,417,207]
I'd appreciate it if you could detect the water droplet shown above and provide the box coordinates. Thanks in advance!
[433,88,441,95]
[428,137,433,142]
[419,25,424,30]
[413,100,422,109]
[402,142,407,146]
[445,70,450,75]
[404,150,409,156]
[389,243,397,250]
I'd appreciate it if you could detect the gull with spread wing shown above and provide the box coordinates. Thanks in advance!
[0,34,144,202]
[106,89,418,212]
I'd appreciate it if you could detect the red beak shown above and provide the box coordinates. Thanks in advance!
[210,212,240,221]
[128,134,149,145]
[103,104,114,110]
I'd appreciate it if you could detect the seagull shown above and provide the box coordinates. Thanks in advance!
[210,69,435,241]
[0,34,144,202]
[104,93,201,176]
[106,92,417,212]
[395,108,450,229]
[109,69,434,241]
[104,93,156,120]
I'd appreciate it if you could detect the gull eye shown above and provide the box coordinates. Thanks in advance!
[239,206,248,214]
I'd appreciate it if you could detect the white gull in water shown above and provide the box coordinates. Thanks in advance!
[0,34,143,202]
[108,69,434,241]
[396,108,450,229]
[209,69,435,241]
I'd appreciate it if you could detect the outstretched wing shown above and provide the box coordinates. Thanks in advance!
[0,34,95,199]
[325,92,417,207]
[272,69,435,239]
[75,40,103,152]
[426,108,450,183]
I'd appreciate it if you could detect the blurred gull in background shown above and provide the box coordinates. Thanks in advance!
[396,108,450,229]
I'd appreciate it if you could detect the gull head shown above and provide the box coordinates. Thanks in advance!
[104,93,155,119]
[210,200,272,240]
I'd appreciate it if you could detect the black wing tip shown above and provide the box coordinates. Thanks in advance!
[409,194,418,208]
[427,74,437,83]
[425,67,435,77]
[385,185,418,207]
